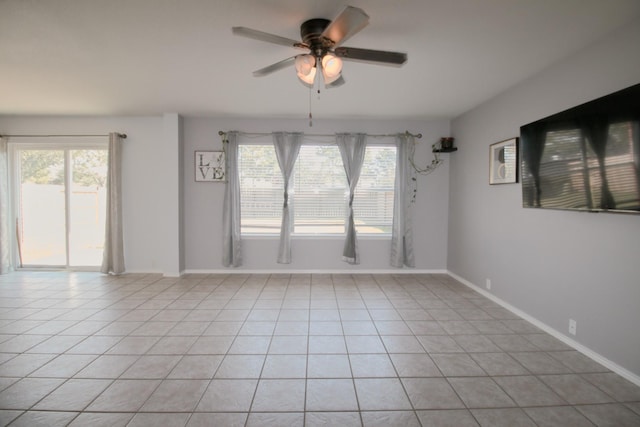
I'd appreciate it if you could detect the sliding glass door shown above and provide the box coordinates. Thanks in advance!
[14,144,107,268]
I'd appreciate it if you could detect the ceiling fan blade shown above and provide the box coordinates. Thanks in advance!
[232,27,306,49]
[334,46,407,65]
[252,56,296,77]
[321,6,369,46]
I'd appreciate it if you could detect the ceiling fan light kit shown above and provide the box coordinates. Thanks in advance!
[232,5,407,89]
[321,54,342,82]
[295,55,316,76]
[296,65,316,88]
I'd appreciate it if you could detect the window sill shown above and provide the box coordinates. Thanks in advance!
[241,234,392,240]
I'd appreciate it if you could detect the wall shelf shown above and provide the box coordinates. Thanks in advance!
[433,147,458,153]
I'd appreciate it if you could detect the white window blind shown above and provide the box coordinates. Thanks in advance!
[239,143,396,235]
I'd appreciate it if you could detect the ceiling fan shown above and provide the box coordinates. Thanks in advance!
[232,6,408,89]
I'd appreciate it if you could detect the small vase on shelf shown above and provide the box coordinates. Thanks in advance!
[441,137,454,150]
[433,137,457,153]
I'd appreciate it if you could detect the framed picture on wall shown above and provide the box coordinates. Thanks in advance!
[489,138,518,184]
[195,151,225,182]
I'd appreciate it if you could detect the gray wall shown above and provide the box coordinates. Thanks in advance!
[0,115,451,273]
[0,115,168,273]
[183,117,451,272]
[449,18,640,377]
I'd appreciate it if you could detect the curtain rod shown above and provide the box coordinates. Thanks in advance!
[218,130,422,139]
[0,133,127,139]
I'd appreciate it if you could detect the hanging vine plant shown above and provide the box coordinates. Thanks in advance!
[408,137,453,202]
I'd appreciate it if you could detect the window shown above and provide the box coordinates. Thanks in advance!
[239,142,396,235]
[11,143,108,268]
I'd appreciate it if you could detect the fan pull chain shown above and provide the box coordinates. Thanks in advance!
[308,76,323,127]
[308,87,313,127]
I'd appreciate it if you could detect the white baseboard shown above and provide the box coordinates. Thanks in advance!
[448,271,640,388]
[182,268,448,275]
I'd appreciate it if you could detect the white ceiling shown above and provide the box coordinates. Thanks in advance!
[2,0,639,120]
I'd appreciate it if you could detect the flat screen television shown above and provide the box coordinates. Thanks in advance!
[520,83,640,214]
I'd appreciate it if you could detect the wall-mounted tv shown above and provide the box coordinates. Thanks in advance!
[520,83,640,214]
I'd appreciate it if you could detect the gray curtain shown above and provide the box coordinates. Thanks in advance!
[521,123,547,207]
[581,118,615,209]
[336,133,367,264]
[101,133,125,274]
[222,131,242,267]
[633,120,640,195]
[390,133,415,268]
[0,137,12,274]
[272,132,303,264]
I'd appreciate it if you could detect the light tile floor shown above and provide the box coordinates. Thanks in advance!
[0,272,639,426]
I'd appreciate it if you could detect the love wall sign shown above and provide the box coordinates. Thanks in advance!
[195,151,225,182]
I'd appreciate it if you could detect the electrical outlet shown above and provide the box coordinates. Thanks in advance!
[569,319,577,336]
[486,279,491,290]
